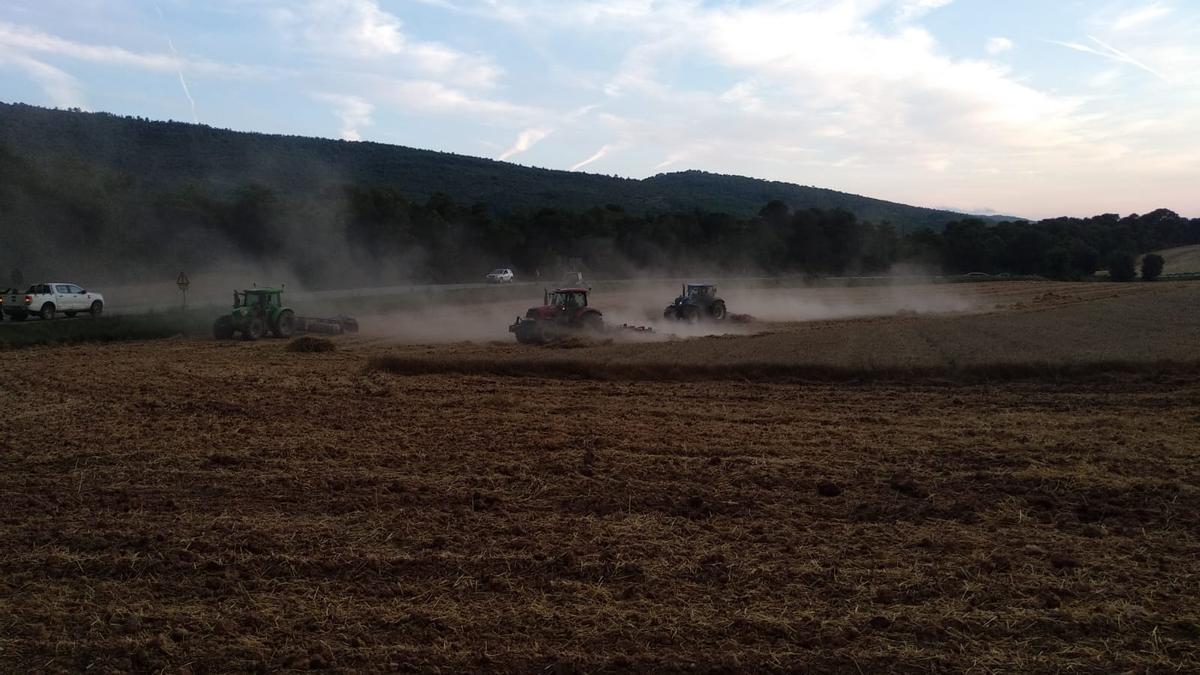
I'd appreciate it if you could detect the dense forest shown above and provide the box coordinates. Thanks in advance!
[0,102,1002,230]
[1,103,1197,287]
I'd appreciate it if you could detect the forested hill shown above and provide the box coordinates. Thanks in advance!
[0,102,998,231]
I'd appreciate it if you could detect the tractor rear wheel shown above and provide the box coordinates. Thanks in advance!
[710,300,727,320]
[273,310,296,338]
[580,313,603,334]
[213,316,234,340]
[243,316,265,341]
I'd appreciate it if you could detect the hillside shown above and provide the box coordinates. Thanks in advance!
[0,102,1001,232]
[1144,245,1200,274]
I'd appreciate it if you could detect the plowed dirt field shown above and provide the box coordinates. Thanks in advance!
[2,281,1199,672]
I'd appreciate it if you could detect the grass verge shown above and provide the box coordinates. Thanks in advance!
[0,309,212,349]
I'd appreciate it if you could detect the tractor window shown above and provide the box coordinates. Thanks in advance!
[549,291,586,308]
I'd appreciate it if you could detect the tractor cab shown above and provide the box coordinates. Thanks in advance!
[545,288,589,311]
[664,282,728,322]
[234,288,283,309]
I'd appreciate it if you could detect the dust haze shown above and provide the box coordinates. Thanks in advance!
[354,276,977,345]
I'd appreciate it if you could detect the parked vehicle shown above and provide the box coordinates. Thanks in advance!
[486,268,515,283]
[3,283,104,321]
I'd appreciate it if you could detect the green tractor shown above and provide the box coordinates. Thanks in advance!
[213,288,297,341]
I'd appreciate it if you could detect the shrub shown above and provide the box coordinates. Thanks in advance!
[1141,253,1165,281]
[1107,251,1137,282]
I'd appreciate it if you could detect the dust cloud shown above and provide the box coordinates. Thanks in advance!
[353,279,978,345]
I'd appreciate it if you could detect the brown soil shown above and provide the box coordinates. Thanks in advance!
[2,281,1198,672]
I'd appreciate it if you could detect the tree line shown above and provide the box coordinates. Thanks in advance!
[2,141,1197,286]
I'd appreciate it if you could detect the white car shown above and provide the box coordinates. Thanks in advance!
[486,268,515,283]
[3,283,105,321]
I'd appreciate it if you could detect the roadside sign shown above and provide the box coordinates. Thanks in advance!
[177,272,190,309]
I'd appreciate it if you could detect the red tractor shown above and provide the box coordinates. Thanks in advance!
[509,287,604,344]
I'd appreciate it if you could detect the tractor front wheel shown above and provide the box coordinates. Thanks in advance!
[243,316,265,341]
[213,316,234,340]
[273,310,296,338]
[515,321,543,344]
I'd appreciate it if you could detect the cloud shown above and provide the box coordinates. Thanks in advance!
[1113,3,1172,31]
[497,127,552,161]
[1052,35,1166,81]
[272,0,501,88]
[569,144,613,171]
[896,0,957,22]
[0,20,267,78]
[373,79,539,120]
[718,81,765,112]
[985,37,1013,55]
[0,48,85,108]
[313,92,373,140]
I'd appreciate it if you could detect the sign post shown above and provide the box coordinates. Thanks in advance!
[176,272,191,309]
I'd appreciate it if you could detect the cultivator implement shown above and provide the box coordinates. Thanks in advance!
[295,315,359,335]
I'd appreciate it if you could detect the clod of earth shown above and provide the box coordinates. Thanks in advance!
[286,336,336,352]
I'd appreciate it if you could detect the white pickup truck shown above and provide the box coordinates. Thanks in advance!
[3,283,105,321]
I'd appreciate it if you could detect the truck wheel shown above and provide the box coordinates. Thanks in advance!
[273,310,296,338]
[90,301,104,318]
[40,303,55,321]
[710,300,727,320]
[213,316,234,340]
[243,317,265,341]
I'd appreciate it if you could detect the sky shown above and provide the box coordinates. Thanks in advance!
[0,0,1197,219]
